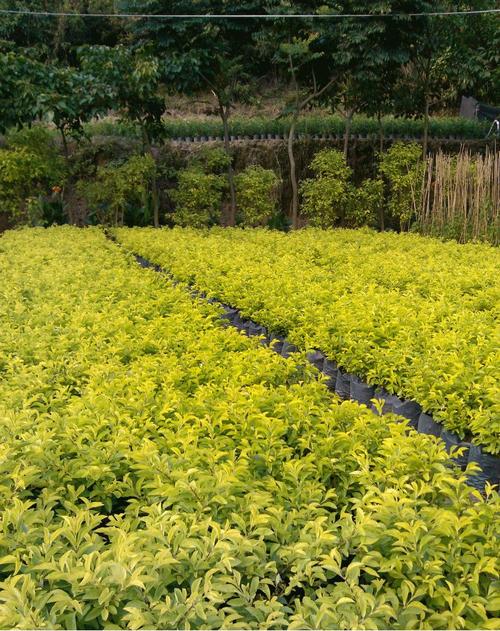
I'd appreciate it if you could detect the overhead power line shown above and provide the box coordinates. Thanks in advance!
[0,8,498,19]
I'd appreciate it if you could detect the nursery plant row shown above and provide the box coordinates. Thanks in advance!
[113,227,500,455]
[0,227,498,630]
[88,115,492,142]
[166,134,478,145]
[129,247,499,491]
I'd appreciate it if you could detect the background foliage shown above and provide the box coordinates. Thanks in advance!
[0,0,498,237]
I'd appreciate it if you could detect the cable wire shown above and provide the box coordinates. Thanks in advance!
[0,8,498,19]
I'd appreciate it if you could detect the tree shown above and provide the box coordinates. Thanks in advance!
[300,149,353,227]
[0,0,123,62]
[37,64,111,160]
[261,1,337,228]
[379,142,424,230]
[439,0,499,105]
[393,1,451,157]
[0,49,107,163]
[0,127,65,223]
[0,50,44,132]
[392,0,498,157]
[313,1,417,159]
[80,45,166,227]
[120,0,267,226]
[300,148,384,228]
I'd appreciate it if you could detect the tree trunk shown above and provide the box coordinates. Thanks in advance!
[423,96,430,159]
[60,128,69,163]
[287,113,299,229]
[59,126,70,222]
[378,205,385,232]
[151,172,160,228]
[53,14,66,60]
[343,110,353,160]
[141,125,160,228]
[220,103,237,226]
[377,111,384,154]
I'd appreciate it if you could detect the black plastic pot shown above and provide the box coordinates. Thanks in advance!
[417,412,442,437]
[373,388,401,414]
[221,307,238,323]
[350,376,375,406]
[269,334,285,354]
[335,370,351,399]
[392,399,422,429]
[249,322,266,337]
[232,313,247,330]
[135,255,150,269]
[441,429,470,470]
[306,350,325,371]
[281,341,298,358]
[242,319,256,333]
[322,359,338,390]
[386,395,404,414]
[467,445,500,490]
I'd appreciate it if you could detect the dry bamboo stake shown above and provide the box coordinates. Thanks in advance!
[418,149,499,244]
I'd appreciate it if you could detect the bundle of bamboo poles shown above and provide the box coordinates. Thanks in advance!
[418,149,499,244]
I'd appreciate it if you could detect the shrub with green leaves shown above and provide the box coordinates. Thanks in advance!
[300,149,352,227]
[171,167,227,227]
[234,166,280,227]
[379,142,424,230]
[115,227,500,453]
[0,127,65,223]
[300,150,385,229]
[170,148,230,228]
[6,126,62,167]
[195,146,232,174]
[78,153,156,226]
[347,178,384,228]
[0,226,498,629]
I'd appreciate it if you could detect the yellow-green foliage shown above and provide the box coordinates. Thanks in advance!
[300,149,353,227]
[78,154,155,226]
[234,166,280,227]
[379,143,424,230]
[0,227,498,629]
[115,227,500,454]
[300,150,383,228]
[171,168,227,227]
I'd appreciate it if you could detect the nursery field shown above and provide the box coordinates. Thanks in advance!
[114,227,500,454]
[0,227,499,630]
